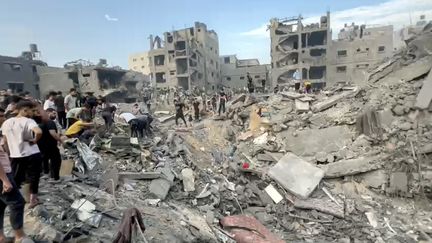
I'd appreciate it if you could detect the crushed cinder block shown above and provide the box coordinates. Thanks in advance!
[268,153,324,199]
[295,99,310,112]
[181,168,195,192]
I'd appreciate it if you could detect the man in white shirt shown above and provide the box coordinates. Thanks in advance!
[43,92,57,111]
[2,100,43,208]
[119,112,136,124]
[293,69,302,92]
[64,88,78,112]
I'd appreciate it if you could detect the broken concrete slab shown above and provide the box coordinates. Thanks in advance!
[322,155,385,178]
[365,212,379,228]
[312,88,359,112]
[415,70,432,109]
[111,136,130,147]
[388,172,408,193]
[220,215,284,243]
[280,91,304,99]
[284,126,352,156]
[294,197,344,218]
[230,94,246,105]
[295,99,310,112]
[59,159,74,177]
[377,109,394,128]
[100,167,119,194]
[356,108,382,137]
[158,114,175,123]
[360,169,387,188]
[256,153,276,162]
[264,185,283,204]
[419,143,432,154]
[118,172,161,180]
[253,132,268,145]
[268,153,324,199]
[149,167,175,200]
[181,168,195,192]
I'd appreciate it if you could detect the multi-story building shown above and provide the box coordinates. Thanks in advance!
[328,23,393,85]
[269,13,331,88]
[220,55,269,90]
[129,22,221,91]
[128,52,151,75]
[0,44,46,97]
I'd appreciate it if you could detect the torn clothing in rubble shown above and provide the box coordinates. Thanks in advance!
[113,208,146,243]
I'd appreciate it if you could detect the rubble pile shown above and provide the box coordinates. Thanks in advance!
[6,24,432,242]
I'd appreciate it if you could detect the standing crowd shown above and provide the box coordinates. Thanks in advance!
[0,87,121,242]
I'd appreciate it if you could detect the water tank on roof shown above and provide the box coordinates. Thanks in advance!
[29,44,38,53]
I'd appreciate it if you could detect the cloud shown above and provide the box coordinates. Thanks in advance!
[104,14,119,22]
[241,0,432,39]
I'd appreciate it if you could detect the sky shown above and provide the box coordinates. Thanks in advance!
[1,0,432,68]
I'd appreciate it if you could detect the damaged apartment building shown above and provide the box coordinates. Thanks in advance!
[220,55,269,90]
[327,23,393,85]
[270,12,394,87]
[37,59,148,102]
[0,44,47,97]
[270,13,331,89]
[128,22,221,91]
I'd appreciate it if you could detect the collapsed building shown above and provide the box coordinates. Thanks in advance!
[270,13,331,89]
[0,44,47,97]
[219,55,270,90]
[327,23,394,85]
[38,59,149,102]
[129,22,221,91]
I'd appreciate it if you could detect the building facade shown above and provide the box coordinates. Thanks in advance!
[328,24,394,85]
[129,22,221,91]
[220,55,269,90]
[270,13,331,88]
[0,44,46,97]
[128,52,151,75]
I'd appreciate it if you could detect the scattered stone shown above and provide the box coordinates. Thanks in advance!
[392,105,405,116]
[415,70,432,109]
[360,169,387,188]
[59,159,74,177]
[181,168,195,192]
[398,122,412,131]
[326,154,335,163]
[295,99,310,112]
[268,152,324,199]
[316,152,327,163]
[365,211,379,228]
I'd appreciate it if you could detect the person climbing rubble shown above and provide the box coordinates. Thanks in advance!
[65,117,95,143]
[192,97,200,121]
[174,98,187,127]
[0,108,34,243]
[218,88,227,116]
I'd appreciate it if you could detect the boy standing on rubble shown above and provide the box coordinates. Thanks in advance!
[0,108,33,243]
[1,100,43,208]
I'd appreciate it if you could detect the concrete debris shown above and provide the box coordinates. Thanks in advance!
[284,126,352,156]
[360,169,387,189]
[111,136,130,147]
[365,212,379,228]
[312,88,359,112]
[181,168,195,192]
[253,132,268,145]
[295,99,310,112]
[59,159,74,177]
[323,155,385,178]
[294,197,344,218]
[415,70,432,109]
[264,184,283,204]
[118,171,161,180]
[268,152,324,199]
[388,172,408,193]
